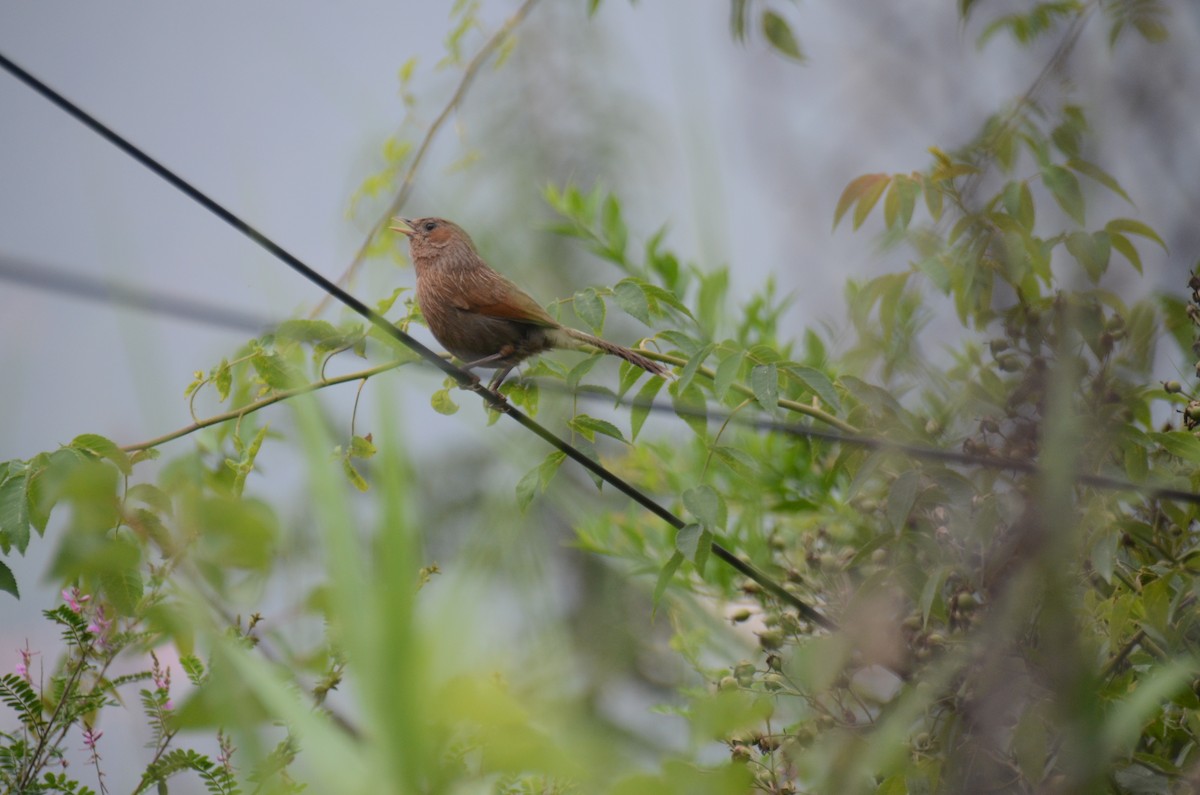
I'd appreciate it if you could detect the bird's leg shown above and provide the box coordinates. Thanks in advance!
[487,366,515,392]
[461,350,511,370]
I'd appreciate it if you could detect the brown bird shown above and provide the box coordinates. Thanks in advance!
[390,217,670,390]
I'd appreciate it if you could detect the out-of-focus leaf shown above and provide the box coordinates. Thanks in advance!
[1042,164,1085,224]
[762,11,805,61]
[431,388,459,415]
[887,471,920,533]
[1106,218,1167,251]
[1067,158,1132,204]
[1065,231,1111,283]
[834,173,889,230]
[683,485,726,528]
[652,551,684,611]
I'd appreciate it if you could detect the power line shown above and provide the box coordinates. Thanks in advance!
[0,255,270,333]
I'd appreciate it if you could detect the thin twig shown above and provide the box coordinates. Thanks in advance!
[121,360,411,452]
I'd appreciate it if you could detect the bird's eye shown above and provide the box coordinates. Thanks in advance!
[423,221,438,232]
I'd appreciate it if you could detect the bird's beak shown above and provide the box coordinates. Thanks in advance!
[389,217,415,237]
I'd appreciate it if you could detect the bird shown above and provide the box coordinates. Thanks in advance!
[390,217,670,391]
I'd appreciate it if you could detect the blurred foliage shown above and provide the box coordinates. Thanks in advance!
[2,1,1197,794]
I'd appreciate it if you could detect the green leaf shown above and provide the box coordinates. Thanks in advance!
[1067,158,1132,204]
[761,10,805,61]
[652,551,685,611]
[641,283,695,321]
[613,280,651,325]
[431,388,459,415]
[854,175,890,230]
[1109,231,1143,274]
[1002,180,1036,229]
[711,445,761,480]
[342,458,368,492]
[1041,164,1085,225]
[886,470,919,533]
[515,465,540,511]
[251,350,299,391]
[922,173,944,221]
[920,565,951,628]
[516,451,567,511]
[0,561,17,598]
[750,363,779,411]
[71,433,132,476]
[784,365,841,411]
[349,435,377,459]
[601,194,627,261]
[574,287,606,333]
[0,471,31,555]
[682,485,726,528]
[99,566,143,616]
[565,353,602,390]
[631,376,665,440]
[569,415,627,444]
[675,522,703,560]
[214,358,232,401]
[1105,218,1167,251]
[675,342,715,396]
[126,483,172,517]
[1102,659,1197,756]
[882,174,918,230]
[1150,431,1200,463]
[275,319,343,347]
[713,351,744,402]
[1065,231,1111,283]
[671,382,708,438]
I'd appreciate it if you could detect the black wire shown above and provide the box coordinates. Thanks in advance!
[576,390,1200,506]
[0,255,271,333]
[0,52,835,629]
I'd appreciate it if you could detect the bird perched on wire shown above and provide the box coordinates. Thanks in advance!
[391,217,670,390]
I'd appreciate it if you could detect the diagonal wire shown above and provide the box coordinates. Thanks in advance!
[0,51,834,629]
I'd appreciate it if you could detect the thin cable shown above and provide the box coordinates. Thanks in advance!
[574,389,1200,506]
[0,52,832,628]
[0,255,270,333]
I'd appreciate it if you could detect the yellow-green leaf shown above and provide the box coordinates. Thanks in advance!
[834,173,888,229]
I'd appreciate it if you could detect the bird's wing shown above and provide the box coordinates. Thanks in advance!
[453,271,558,328]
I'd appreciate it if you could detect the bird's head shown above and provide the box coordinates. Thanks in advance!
[390,217,478,268]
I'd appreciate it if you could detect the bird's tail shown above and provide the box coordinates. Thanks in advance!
[555,327,670,378]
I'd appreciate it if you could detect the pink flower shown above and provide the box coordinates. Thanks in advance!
[62,588,90,613]
[82,727,103,750]
[16,646,34,684]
